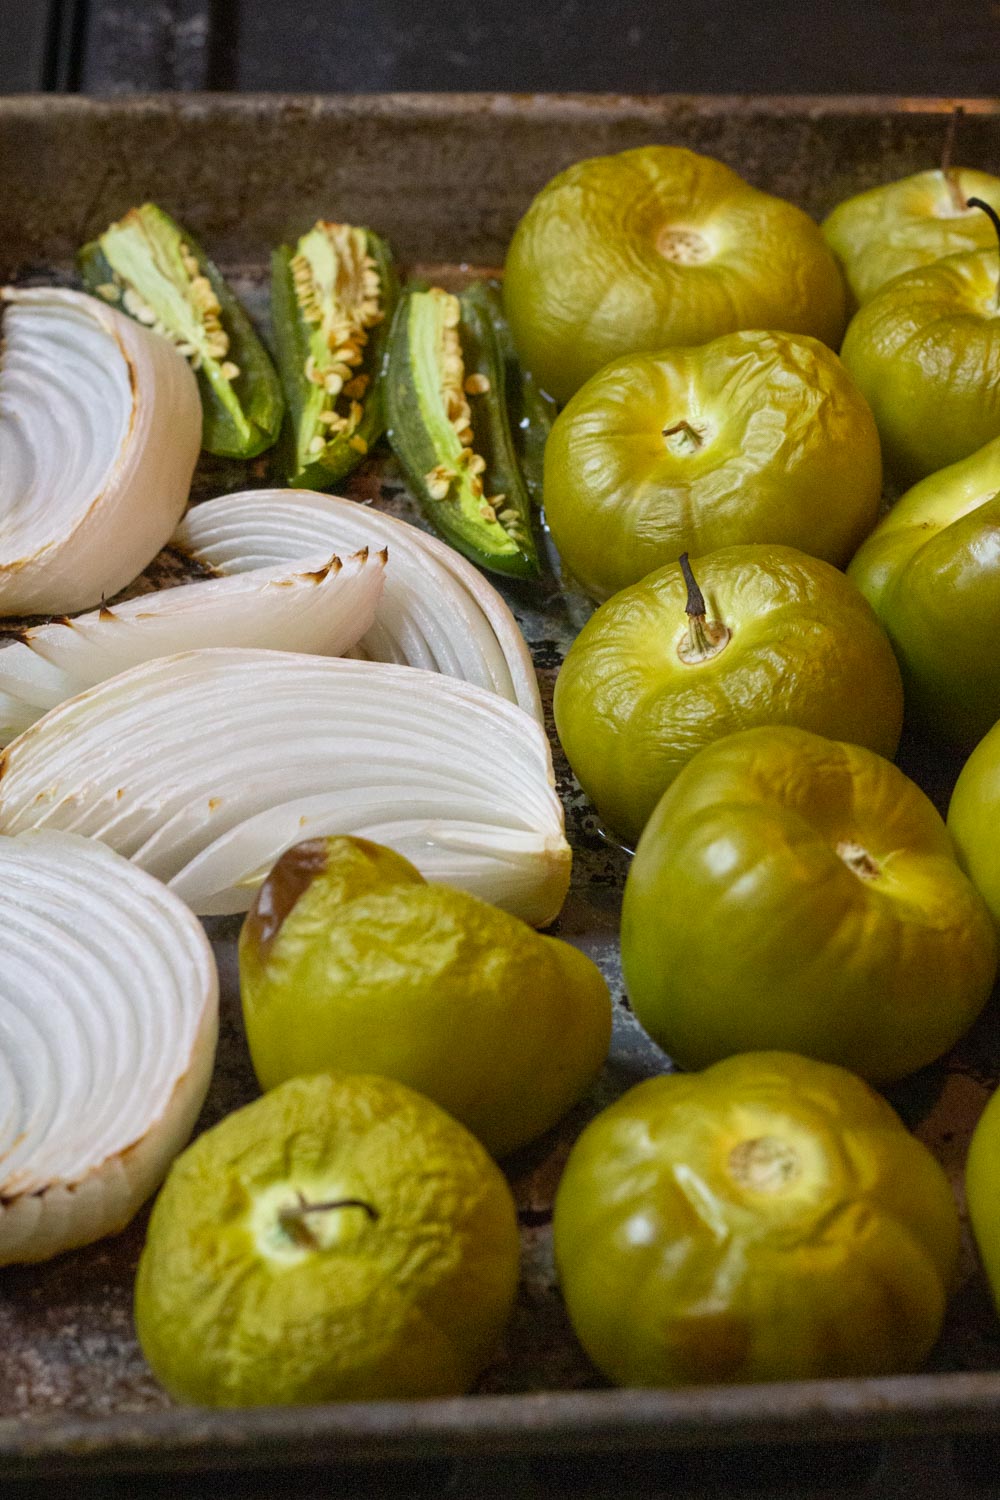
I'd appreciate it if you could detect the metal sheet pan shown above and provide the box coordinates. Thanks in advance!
[3,93,1000,1481]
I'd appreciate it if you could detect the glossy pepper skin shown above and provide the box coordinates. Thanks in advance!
[553,1052,961,1388]
[621,726,997,1082]
[948,720,1000,932]
[544,331,881,602]
[503,145,847,405]
[79,203,283,460]
[481,281,555,511]
[239,837,611,1159]
[823,168,1000,307]
[849,436,1000,747]
[385,281,539,579]
[271,225,399,489]
[553,544,903,848]
[840,249,1000,488]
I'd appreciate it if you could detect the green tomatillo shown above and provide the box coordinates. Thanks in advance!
[239,837,612,1158]
[965,1083,1000,1319]
[622,725,997,1081]
[947,721,1000,931]
[134,1073,520,1405]
[553,1052,961,1387]
[840,201,1000,487]
[553,545,903,848]
[823,168,1000,307]
[849,435,1000,746]
[544,330,881,601]
[503,145,847,404]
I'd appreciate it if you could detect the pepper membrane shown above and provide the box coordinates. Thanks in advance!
[79,203,283,459]
[271,222,398,489]
[385,281,538,579]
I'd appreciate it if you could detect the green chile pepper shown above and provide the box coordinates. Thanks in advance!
[385,281,539,579]
[78,203,284,460]
[271,223,399,489]
[480,281,556,510]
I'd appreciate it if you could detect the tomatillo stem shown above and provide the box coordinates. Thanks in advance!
[295,1195,380,1221]
[679,551,706,618]
[836,840,882,881]
[279,1192,380,1248]
[967,197,1000,308]
[663,420,704,449]
[942,104,965,212]
[676,553,732,664]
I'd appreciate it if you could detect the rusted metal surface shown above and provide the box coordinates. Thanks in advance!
[2,94,1000,1479]
[4,93,1000,273]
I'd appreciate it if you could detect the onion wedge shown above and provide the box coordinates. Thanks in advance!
[0,548,386,743]
[173,489,542,720]
[0,287,201,617]
[0,830,218,1266]
[0,649,570,925]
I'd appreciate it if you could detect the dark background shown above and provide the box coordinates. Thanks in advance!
[2,0,998,94]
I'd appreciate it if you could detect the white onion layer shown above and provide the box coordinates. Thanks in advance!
[0,287,202,617]
[0,649,570,925]
[173,489,542,720]
[0,548,386,743]
[0,831,218,1266]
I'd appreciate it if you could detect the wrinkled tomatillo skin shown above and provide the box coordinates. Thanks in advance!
[240,836,611,1158]
[622,726,997,1082]
[849,435,1000,748]
[503,145,847,404]
[823,167,1000,307]
[544,330,881,601]
[135,1073,520,1406]
[840,249,1000,488]
[553,1052,960,1387]
[965,1084,1000,1319]
[553,545,903,848]
[948,720,1000,932]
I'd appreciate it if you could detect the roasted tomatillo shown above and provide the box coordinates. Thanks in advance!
[544,331,881,601]
[553,545,903,847]
[503,145,846,404]
[948,721,1000,931]
[965,1085,1000,1318]
[823,168,1000,307]
[840,240,1000,487]
[239,837,611,1158]
[134,1073,520,1405]
[849,435,1000,747]
[553,1053,960,1387]
[622,726,997,1081]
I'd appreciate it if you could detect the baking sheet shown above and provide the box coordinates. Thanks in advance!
[3,93,1000,1475]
